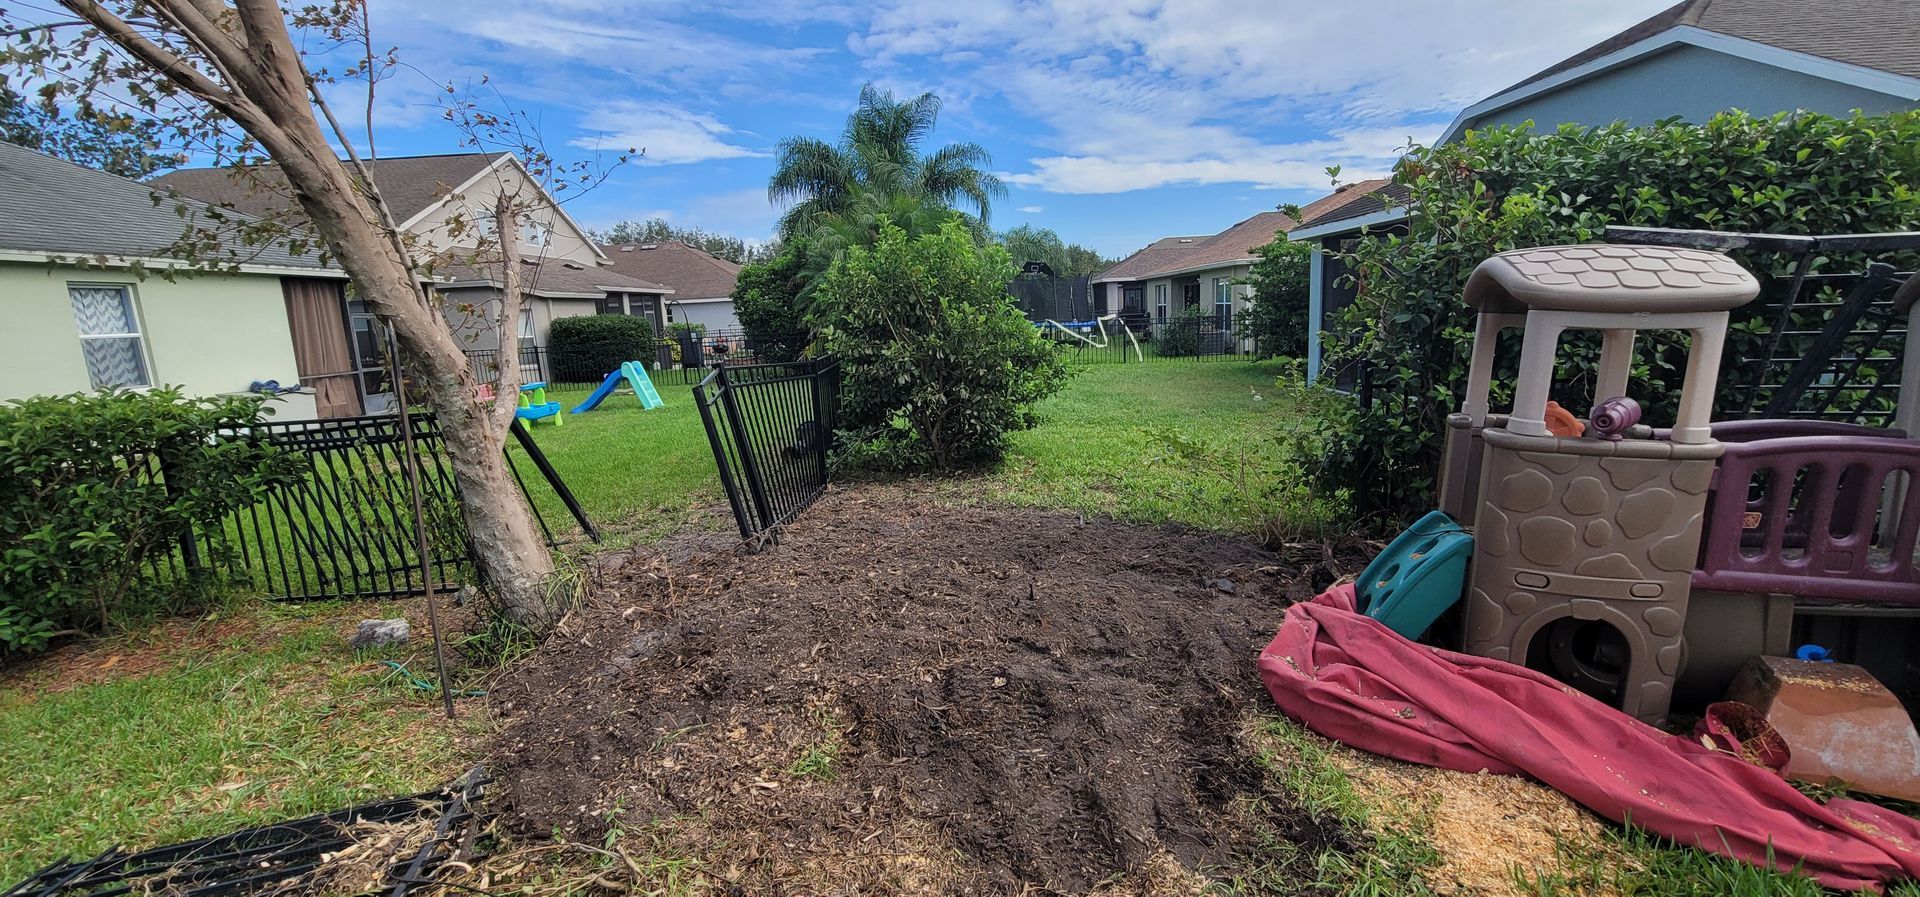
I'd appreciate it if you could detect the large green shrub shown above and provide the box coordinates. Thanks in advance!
[734,248,810,363]
[547,314,655,381]
[0,389,296,653]
[1324,110,1920,524]
[1239,236,1313,358]
[817,220,1072,470]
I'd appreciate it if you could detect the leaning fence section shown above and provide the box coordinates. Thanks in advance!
[144,412,470,602]
[1605,227,1920,425]
[694,359,841,540]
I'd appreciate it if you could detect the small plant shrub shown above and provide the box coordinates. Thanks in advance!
[1239,236,1313,358]
[548,314,655,381]
[1155,304,1209,357]
[734,248,811,363]
[0,389,296,653]
[1324,110,1920,525]
[818,221,1072,471]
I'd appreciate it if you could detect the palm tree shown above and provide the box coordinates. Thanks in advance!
[769,84,1005,240]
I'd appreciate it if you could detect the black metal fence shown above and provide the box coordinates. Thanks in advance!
[4,767,487,897]
[145,413,470,601]
[1605,227,1920,424]
[693,359,841,540]
[1036,311,1256,364]
[468,327,768,391]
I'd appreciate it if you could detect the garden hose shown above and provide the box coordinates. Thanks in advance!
[380,659,486,698]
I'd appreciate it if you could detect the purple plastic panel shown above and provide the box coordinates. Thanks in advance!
[1695,435,1920,605]
[1710,420,1906,443]
[1649,421,1906,442]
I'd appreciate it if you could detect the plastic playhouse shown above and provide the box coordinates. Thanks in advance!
[1357,241,1920,726]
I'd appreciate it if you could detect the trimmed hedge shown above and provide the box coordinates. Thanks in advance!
[0,389,295,653]
[548,314,656,382]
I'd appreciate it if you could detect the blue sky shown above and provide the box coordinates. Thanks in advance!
[343,0,1677,259]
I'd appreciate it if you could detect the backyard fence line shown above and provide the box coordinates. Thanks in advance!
[467,326,769,390]
[694,358,841,541]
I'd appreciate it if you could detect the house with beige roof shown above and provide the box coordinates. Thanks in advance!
[154,152,672,395]
[1091,182,1389,353]
[600,240,744,333]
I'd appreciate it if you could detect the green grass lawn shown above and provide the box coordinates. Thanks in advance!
[986,359,1347,539]
[511,359,1347,546]
[0,598,477,883]
[507,380,723,545]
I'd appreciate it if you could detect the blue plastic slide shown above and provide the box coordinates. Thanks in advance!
[571,361,665,413]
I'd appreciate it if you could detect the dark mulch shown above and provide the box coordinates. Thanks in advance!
[490,485,1370,893]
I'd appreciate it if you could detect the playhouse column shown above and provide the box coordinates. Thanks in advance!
[1506,314,1566,438]
[1674,314,1731,444]
[1594,329,1635,405]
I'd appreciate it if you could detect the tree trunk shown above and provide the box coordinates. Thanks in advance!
[62,0,563,627]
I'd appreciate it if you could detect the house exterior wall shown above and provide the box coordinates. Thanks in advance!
[670,299,740,332]
[0,263,316,417]
[1463,44,1915,135]
[405,162,601,266]
[438,287,604,352]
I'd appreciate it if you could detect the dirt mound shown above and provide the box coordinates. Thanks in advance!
[491,486,1367,893]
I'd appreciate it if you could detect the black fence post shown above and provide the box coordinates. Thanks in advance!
[508,418,600,543]
[715,365,775,532]
[695,370,755,540]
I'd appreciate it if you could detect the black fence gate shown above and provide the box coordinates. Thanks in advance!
[694,359,841,540]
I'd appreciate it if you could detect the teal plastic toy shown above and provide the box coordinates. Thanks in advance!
[1358,510,1473,639]
[515,382,563,426]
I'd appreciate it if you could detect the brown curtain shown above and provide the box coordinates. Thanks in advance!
[281,278,362,418]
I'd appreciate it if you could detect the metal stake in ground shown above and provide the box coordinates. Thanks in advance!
[387,322,457,720]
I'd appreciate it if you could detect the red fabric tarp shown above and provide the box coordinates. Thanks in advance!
[1257,584,1920,892]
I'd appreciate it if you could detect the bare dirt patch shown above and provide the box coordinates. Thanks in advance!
[490,485,1370,893]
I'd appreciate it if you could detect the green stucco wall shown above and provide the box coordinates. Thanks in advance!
[0,262,304,402]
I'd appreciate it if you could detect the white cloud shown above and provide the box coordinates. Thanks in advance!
[1017,205,1045,213]
[457,14,825,79]
[1003,124,1434,194]
[571,102,767,165]
[854,0,1675,194]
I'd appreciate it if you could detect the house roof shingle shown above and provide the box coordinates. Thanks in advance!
[1506,0,1920,95]
[599,241,742,300]
[1095,181,1406,283]
[1094,213,1295,283]
[434,256,671,298]
[1296,182,1412,230]
[151,152,509,225]
[0,141,331,270]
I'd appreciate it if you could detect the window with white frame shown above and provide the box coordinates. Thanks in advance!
[69,284,151,388]
[1154,283,1168,321]
[1214,277,1232,322]
[517,308,536,349]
